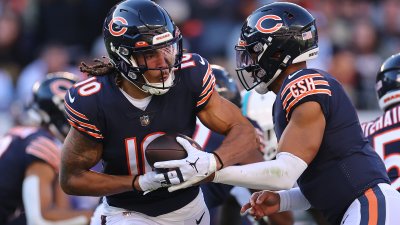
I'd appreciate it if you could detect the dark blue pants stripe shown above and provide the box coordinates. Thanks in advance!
[373,185,386,225]
[359,193,369,225]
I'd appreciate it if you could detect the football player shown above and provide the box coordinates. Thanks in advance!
[0,73,92,225]
[59,1,259,225]
[195,65,293,225]
[158,2,400,225]
[362,53,400,192]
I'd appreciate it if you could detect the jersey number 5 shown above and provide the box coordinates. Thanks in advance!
[373,128,400,191]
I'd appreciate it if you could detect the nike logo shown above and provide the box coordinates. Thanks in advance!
[199,57,205,65]
[195,211,205,225]
[68,91,75,103]
[288,70,301,79]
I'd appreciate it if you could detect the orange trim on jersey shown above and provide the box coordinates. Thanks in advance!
[26,146,59,171]
[33,137,60,160]
[65,110,100,132]
[65,102,89,121]
[282,92,293,109]
[282,79,329,109]
[280,74,323,98]
[200,75,216,97]
[202,64,212,86]
[365,188,378,225]
[197,82,215,107]
[124,137,136,176]
[314,80,329,86]
[68,120,103,139]
[285,89,332,119]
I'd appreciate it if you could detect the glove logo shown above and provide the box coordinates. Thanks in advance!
[187,157,200,173]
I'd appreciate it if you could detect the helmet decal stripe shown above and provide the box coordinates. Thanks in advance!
[109,17,128,37]
[255,15,283,34]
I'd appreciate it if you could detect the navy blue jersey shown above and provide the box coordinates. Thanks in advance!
[0,127,61,224]
[362,104,400,192]
[194,118,262,208]
[273,69,389,224]
[64,53,215,216]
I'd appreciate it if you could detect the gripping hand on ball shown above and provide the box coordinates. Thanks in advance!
[154,137,217,192]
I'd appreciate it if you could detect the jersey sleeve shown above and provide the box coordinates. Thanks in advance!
[280,70,332,121]
[24,133,61,172]
[64,77,105,142]
[182,53,215,112]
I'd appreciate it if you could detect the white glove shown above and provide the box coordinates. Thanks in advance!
[138,171,170,194]
[154,137,217,192]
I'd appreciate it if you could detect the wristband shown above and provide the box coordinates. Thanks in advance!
[132,175,139,191]
[211,152,224,169]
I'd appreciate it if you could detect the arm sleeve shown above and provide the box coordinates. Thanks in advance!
[280,71,332,121]
[64,78,104,142]
[213,152,307,190]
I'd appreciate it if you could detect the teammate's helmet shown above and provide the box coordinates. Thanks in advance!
[211,65,242,108]
[242,91,277,160]
[30,72,78,140]
[376,53,400,110]
[103,0,183,95]
[235,2,318,94]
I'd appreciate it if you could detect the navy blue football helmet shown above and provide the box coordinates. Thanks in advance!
[376,53,400,110]
[211,65,242,108]
[103,0,183,95]
[235,2,318,94]
[30,72,78,140]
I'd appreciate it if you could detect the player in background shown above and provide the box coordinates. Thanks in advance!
[195,65,293,225]
[362,53,400,192]
[0,73,93,225]
[156,2,400,224]
[241,90,277,160]
[60,1,259,224]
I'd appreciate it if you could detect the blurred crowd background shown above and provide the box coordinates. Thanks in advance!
[0,0,399,135]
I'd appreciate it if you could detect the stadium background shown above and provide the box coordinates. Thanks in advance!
[0,0,397,224]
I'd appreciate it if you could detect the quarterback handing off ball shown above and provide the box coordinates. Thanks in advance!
[145,134,202,172]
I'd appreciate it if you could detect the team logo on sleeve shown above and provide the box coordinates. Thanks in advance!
[108,17,128,37]
[281,73,331,119]
[255,15,283,34]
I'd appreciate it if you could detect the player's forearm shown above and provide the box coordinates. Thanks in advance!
[60,170,133,196]
[213,152,307,190]
[214,122,260,167]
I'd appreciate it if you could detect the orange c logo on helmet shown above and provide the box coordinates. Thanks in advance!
[255,15,283,34]
[109,17,128,37]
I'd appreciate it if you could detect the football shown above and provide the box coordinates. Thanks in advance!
[145,133,201,170]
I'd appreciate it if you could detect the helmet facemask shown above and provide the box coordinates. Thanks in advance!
[110,33,183,95]
[235,38,288,94]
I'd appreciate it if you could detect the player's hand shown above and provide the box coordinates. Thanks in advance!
[154,137,217,192]
[240,190,280,220]
[138,171,170,194]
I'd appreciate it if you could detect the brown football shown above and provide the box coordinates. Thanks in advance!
[145,133,202,170]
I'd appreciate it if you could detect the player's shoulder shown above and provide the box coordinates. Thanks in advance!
[65,75,111,110]
[279,68,332,100]
[178,53,211,76]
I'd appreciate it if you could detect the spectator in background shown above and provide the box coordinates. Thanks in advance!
[328,49,360,104]
[0,72,92,225]
[15,43,80,124]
